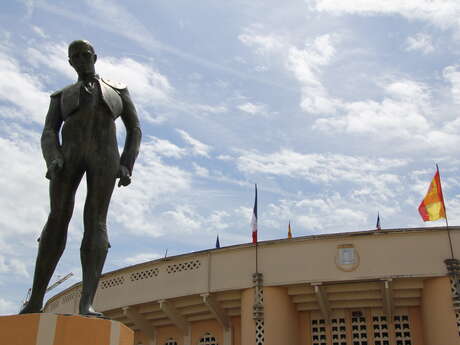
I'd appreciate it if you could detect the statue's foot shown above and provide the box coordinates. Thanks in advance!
[19,301,43,314]
[79,304,104,318]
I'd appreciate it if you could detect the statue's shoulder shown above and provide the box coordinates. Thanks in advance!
[101,78,127,91]
[50,82,79,98]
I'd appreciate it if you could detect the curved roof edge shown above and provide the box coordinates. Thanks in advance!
[45,225,458,305]
[115,225,459,273]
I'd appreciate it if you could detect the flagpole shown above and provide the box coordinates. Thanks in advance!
[251,183,259,274]
[256,239,258,274]
[255,184,258,274]
[437,164,454,259]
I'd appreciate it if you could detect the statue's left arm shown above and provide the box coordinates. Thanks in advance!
[118,88,142,186]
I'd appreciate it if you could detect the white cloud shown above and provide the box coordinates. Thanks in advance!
[237,149,406,179]
[384,79,430,102]
[84,0,154,46]
[0,298,16,315]
[163,205,202,232]
[124,252,162,265]
[192,163,210,177]
[98,57,173,106]
[286,34,342,114]
[239,28,285,55]
[238,102,266,115]
[255,65,268,72]
[217,154,233,161]
[405,33,434,54]
[0,256,29,278]
[207,211,230,231]
[26,42,74,80]
[0,131,48,238]
[236,149,406,199]
[146,136,186,158]
[263,194,383,234]
[0,47,49,124]
[443,65,460,105]
[312,0,460,31]
[311,78,460,152]
[176,129,212,157]
[31,25,47,39]
[318,96,429,137]
[22,0,35,18]
[240,29,458,152]
[443,194,460,225]
[191,104,228,115]
[9,259,29,278]
[110,137,191,237]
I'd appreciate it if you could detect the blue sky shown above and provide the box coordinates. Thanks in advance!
[1,0,460,314]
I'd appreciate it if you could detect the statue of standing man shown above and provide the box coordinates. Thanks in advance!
[20,40,142,316]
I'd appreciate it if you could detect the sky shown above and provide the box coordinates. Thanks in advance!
[1,0,460,315]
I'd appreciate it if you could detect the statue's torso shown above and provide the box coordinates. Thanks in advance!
[52,78,126,165]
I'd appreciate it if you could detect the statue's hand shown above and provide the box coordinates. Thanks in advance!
[46,157,64,180]
[117,165,131,187]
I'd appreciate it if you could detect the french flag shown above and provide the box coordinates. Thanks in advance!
[251,184,258,243]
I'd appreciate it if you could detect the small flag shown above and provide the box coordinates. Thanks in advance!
[376,213,381,230]
[215,235,221,249]
[418,165,446,222]
[251,184,258,243]
[288,220,292,239]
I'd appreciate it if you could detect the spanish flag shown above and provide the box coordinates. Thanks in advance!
[288,220,292,239]
[418,166,446,222]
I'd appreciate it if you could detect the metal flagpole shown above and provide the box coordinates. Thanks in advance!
[439,165,460,311]
[251,184,264,345]
[256,240,258,274]
[437,164,454,259]
[255,183,258,274]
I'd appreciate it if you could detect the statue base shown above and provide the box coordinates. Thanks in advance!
[0,313,133,345]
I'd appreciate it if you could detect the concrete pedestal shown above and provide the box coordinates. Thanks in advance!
[0,313,133,345]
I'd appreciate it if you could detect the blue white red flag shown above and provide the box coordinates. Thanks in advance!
[251,184,258,243]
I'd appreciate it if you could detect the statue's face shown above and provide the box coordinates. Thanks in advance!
[69,46,97,76]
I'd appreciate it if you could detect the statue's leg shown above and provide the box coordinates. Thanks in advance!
[79,163,117,316]
[20,168,84,314]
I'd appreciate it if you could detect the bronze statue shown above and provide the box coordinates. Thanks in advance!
[20,40,141,316]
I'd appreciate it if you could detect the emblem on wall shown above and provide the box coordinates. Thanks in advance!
[335,244,360,272]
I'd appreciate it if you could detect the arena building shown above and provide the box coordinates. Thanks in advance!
[44,226,460,345]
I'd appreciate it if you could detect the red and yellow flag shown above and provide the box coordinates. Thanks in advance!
[418,168,446,222]
[288,220,292,239]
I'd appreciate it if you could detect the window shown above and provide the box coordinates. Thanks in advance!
[394,315,412,345]
[372,315,389,345]
[455,311,460,336]
[351,313,368,345]
[165,338,178,345]
[311,319,327,345]
[199,332,218,345]
[331,317,347,345]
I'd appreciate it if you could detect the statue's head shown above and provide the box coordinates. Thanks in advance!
[68,40,97,77]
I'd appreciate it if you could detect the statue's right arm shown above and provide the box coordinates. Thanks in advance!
[41,95,64,180]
